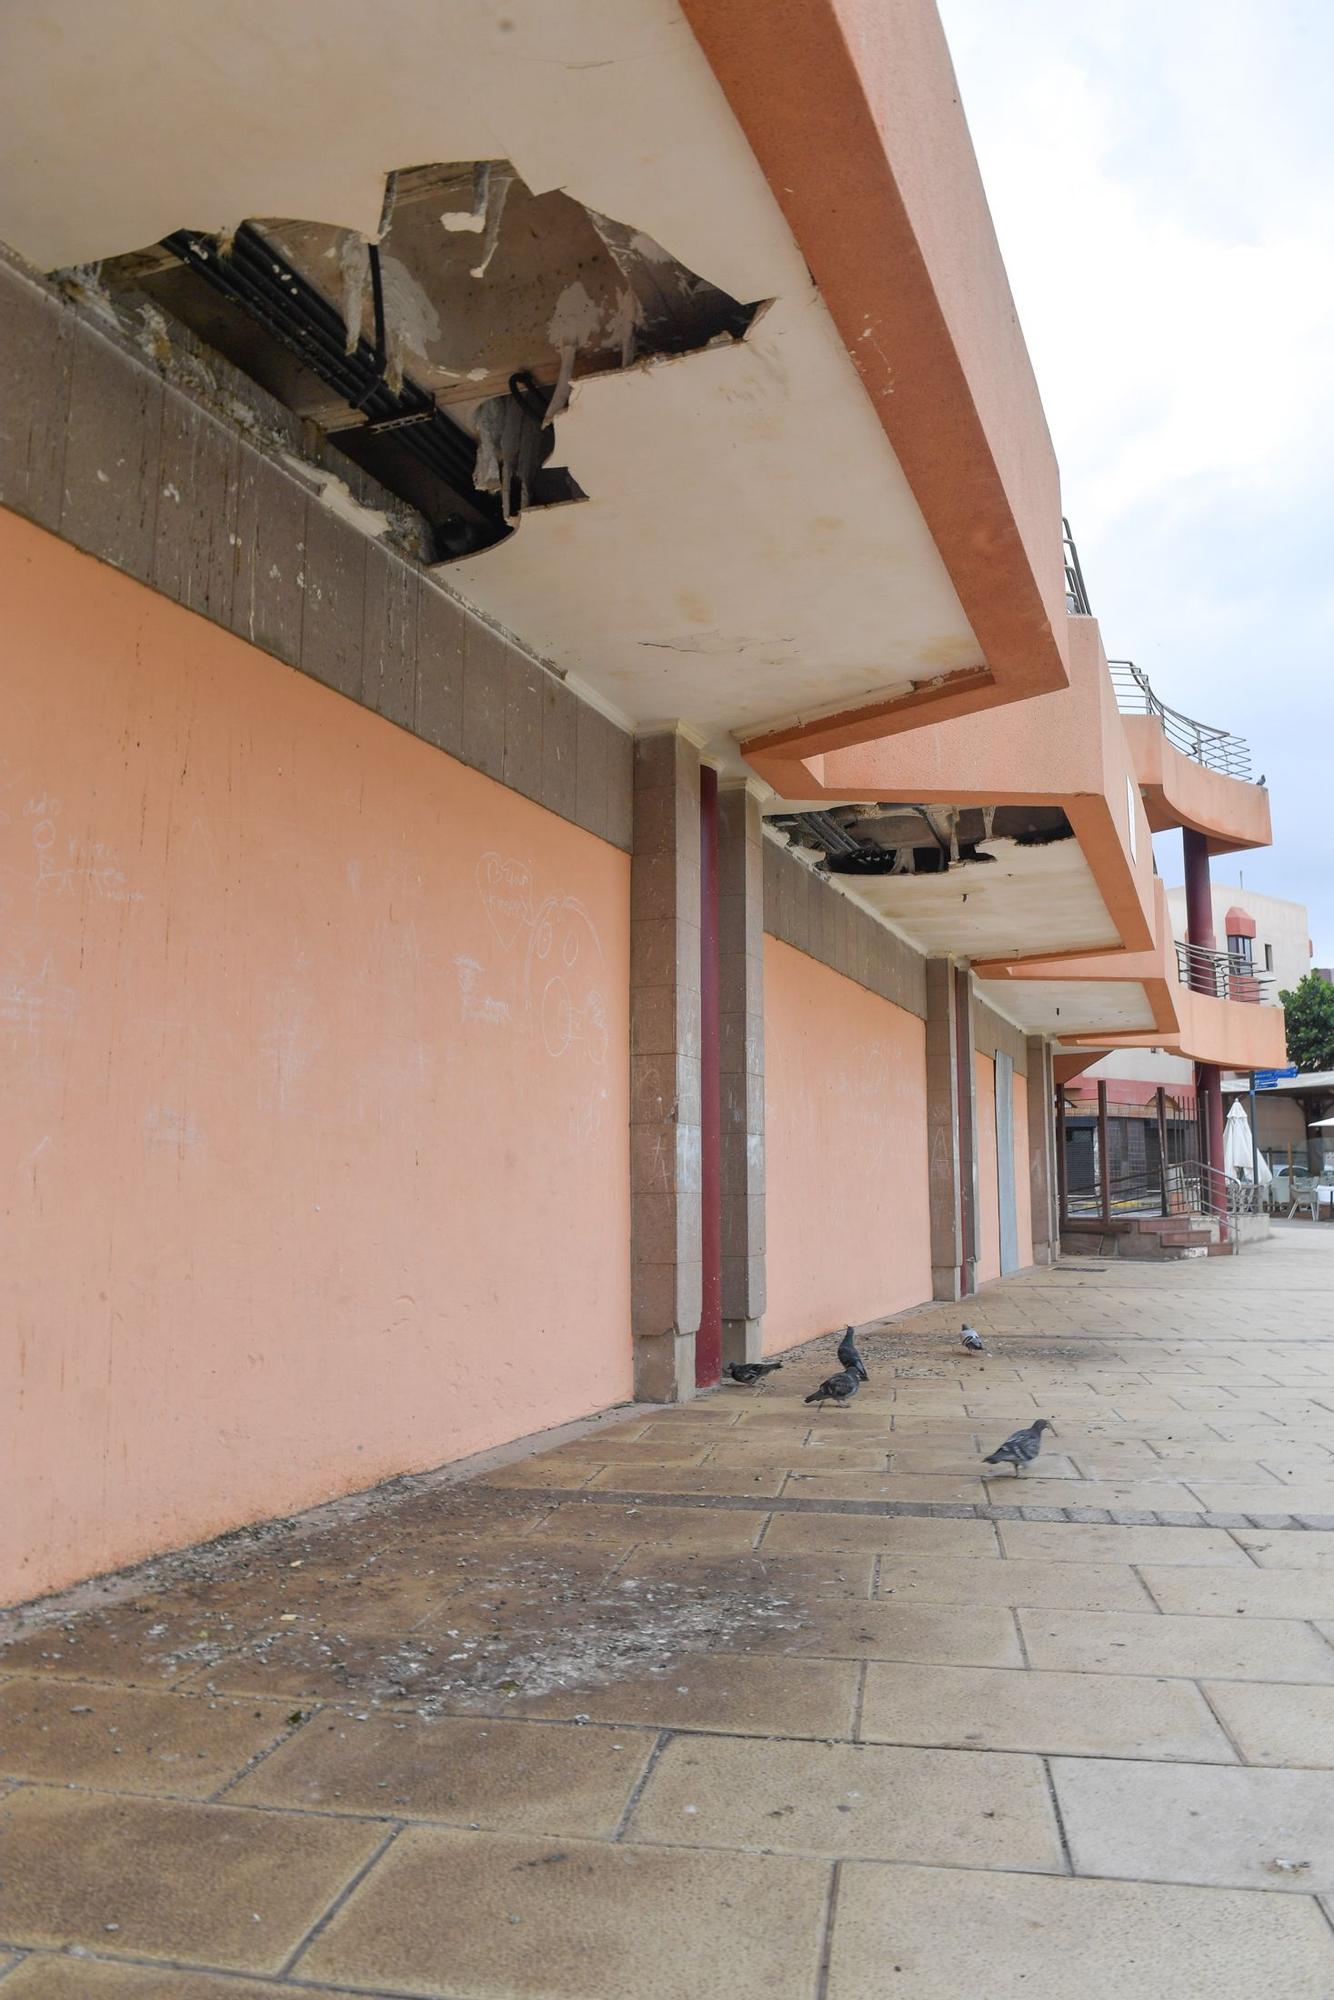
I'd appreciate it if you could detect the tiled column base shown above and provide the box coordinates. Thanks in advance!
[925,960,974,1301]
[719,781,766,1367]
[630,730,703,1402]
[1026,1034,1057,1265]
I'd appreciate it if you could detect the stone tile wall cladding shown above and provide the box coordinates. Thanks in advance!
[762,838,928,1018]
[0,254,632,852]
[973,994,1028,1075]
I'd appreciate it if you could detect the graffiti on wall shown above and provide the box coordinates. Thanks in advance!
[457,851,611,1138]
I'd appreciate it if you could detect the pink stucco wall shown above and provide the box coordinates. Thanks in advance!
[0,514,632,1605]
[1012,1069,1034,1271]
[974,1052,1000,1285]
[762,938,930,1353]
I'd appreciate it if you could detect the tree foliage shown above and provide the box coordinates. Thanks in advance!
[1279,973,1334,1073]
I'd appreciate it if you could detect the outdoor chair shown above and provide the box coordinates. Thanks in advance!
[1287,1175,1320,1221]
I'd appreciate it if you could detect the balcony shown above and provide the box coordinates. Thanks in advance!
[1110,661,1251,779]
[1174,940,1272,1005]
[1111,661,1270,853]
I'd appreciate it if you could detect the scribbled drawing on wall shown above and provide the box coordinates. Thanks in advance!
[453,954,510,1026]
[258,1009,324,1115]
[0,940,78,1049]
[473,851,611,1138]
[26,791,144,904]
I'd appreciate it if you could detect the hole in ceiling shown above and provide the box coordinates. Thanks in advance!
[770,804,1076,876]
[92,161,764,564]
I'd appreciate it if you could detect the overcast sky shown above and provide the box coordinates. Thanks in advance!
[938,0,1333,971]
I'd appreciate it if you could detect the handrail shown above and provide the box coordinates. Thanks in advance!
[1063,517,1092,616]
[1174,939,1272,1004]
[1108,659,1253,780]
[1064,1158,1260,1255]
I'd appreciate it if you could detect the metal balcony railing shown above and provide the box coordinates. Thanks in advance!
[1174,939,1272,1004]
[1108,660,1253,780]
[1062,517,1092,616]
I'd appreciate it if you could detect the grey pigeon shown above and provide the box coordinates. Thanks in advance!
[726,1361,783,1386]
[805,1367,860,1408]
[837,1325,868,1382]
[983,1418,1054,1474]
[961,1325,985,1352]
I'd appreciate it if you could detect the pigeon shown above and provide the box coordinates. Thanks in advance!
[805,1368,860,1408]
[983,1418,1054,1474]
[961,1325,985,1353]
[837,1325,868,1382]
[726,1361,783,1386]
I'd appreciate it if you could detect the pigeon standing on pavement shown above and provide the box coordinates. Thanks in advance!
[805,1368,860,1408]
[726,1361,783,1386]
[837,1326,868,1382]
[983,1418,1054,1474]
[961,1325,985,1353]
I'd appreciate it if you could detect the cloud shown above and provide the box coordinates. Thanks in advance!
[939,0,1334,958]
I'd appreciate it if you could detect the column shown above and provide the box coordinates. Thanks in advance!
[718,779,766,1365]
[925,959,976,1300]
[1025,1035,1058,1264]
[1183,827,1226,1179]
[629,729,702,1401]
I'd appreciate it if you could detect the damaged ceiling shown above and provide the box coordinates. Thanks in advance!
[765,805,1123,969]
[0,0,983,750]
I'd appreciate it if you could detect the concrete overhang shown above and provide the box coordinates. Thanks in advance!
[1123,715,1272,855]
[749,616,1154,966]
[976,879,1289,1073]
[0,0,1067,753]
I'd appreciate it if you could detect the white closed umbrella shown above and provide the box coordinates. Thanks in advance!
[1224,1099,1272,1184]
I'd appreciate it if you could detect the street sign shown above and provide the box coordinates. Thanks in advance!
[1255,1066,1300,1088]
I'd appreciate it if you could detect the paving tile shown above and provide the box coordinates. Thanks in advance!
[990,1480,1208,1512]
[784,1472,992,1504]
[1185,1484,1334,1515]
[515,1652,859,1738]
[1204,1682,1334,1767]
[0,1605,253,1688]
[708,1445,894,1472]
[232,1711,655,1834]
[1139,1565,1334,1619]
[0,1679,294,1796]
[762,1514,998,1559]
[525,1504,767,1554]
[998,1522,1249,1567]
[0,1963,282,1998]
[1234,1530,1334,1568]
[861,1661,1234,1761]
[481,1459,603,1490]
[874,1555,1151,1611]
[825,1861,1334,1999]
[300,1826,829,1999]
[1053,1756,1334,1891]
[749,1600,1022,1666]
[618,1551,876,1599]
[628,1733,1062,1869]
[1020,1607,1334,1683]
[583,1465,789,1497]
[0,1788,382,1970]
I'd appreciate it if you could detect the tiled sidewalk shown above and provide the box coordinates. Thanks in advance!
[4,1225,1334,1996]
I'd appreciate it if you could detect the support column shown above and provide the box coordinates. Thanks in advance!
[1025,1036,1057,1265]
[630,729,702,1401]
[718,779,766,1365]
[925,960,976,1300]
[1183,827,1226,1179]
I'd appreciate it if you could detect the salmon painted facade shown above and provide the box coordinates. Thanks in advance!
[0,0,1284,1602]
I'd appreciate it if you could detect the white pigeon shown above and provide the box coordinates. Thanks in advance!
[961,1325,985,1352]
